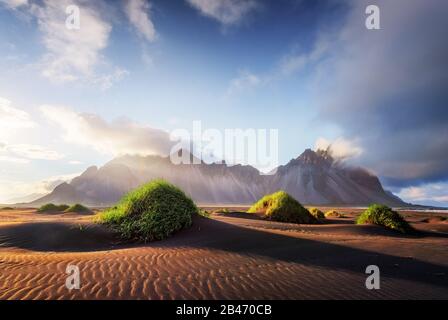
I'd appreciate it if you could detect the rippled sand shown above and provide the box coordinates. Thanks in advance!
[0,208,447,300]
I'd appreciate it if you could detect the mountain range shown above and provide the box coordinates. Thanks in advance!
[28,149,407,207]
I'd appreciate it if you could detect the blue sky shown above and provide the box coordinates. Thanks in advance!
[0,0,447,206]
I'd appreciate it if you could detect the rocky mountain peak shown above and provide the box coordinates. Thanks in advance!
[28,148,406,207]
[285,148,333,167]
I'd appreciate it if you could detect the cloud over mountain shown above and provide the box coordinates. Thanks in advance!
[307,0,448,187]
[40,105,176,157]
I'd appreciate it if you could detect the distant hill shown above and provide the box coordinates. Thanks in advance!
[28,149,407,207]
[5,193,45,204]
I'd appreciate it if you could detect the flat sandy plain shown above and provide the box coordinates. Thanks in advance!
[0,207,447,300]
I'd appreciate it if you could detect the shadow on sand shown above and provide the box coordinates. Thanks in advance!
[0,215,446,292]
[154,216,448,291]
[0,222,120,252]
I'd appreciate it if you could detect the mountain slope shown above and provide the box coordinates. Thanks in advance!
[29,149,406,207]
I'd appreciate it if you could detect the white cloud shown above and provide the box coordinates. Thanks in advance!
[4,144,64,160]
[0,142,64,162]
[68,160,82,165]
[0,155,29,164]
[28,0,124,87]
[398,182,448,206]
[227,36,329,94]
[0,172,79,203]
[228,70,262,94]
[306,0,448,186]
[314,137,363,160]
[41,105,176,157]
[278,37,329,76]
[125,0,157,42]
[0,97,63,162]
[1,0,127,88]
[0,0,28,9]
[0,97,35,135]
[91,67,129,90]
[186,0,258,26]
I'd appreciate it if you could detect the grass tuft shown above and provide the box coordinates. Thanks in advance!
[309,207,325,219]
[248,191,317,224]
[198,209,211,218]
[356,204,414,234]
[37,203,69,213]
[64,204,92,214]
[98,179,198,241]
[325,210,344,218]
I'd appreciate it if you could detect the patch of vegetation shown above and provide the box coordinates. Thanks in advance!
[64,204,92,214]
[325,210,344,218]
[309,207,325,219]
[1,207,14,210]
[248,191,317,224]
[37,203,70,213]
[198,209,211,218]
[98,179,198,241]
[356,204,414,234]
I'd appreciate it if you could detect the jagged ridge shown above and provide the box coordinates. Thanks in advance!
[29,149,406,207]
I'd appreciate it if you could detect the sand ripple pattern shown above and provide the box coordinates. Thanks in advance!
[1,246,446,300]
[1,211,447,300]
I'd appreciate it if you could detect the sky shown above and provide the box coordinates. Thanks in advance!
[0,0,447,206]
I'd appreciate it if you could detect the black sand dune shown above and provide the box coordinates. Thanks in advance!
[0,209,447,299]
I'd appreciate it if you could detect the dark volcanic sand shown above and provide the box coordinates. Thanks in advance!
[0,208,447,299]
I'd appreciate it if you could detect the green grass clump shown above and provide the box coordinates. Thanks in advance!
[64,204,92,214]
[1,207,14,210]
[248,191,317,224]
[98,179,198,241]
[198,209,211,218]
[309,207,325,219]
[325,210,344,218]
[356,204,414,234]
[37,203,69,213]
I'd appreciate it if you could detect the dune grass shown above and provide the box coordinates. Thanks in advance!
[248,191,317,224]
[64,204,92,214]
[1,207,14,210]
[325,210,344,218]
[98,179,198,241]
[309,207,325,219]
[37,203,70,213]
[198,209,211,218]
[356,204,414,234]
